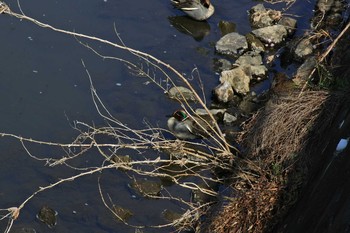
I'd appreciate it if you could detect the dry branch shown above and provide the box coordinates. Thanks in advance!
[0,1,231,153]
[0,2,235,232]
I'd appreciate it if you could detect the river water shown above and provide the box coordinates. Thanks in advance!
[0,0,316,232]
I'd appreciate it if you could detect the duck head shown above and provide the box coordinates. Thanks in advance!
[167,110,208,140]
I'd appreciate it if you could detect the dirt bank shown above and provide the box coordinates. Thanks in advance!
[272,21,350,233]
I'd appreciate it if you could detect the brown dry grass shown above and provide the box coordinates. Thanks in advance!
[241,90,329,166]
[209,90,346,233]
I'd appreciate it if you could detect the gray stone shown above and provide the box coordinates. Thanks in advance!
[236,51,263,66]
[333,0,346,12]
[212,58,232,72]
[168,86,196,101]
[223,112,238,125]
[213,81,234,103]
[293,56,316,86]
[239,97,258,114]
[36,205,57,228]
[111,155,132,171]
[195,108,226,120]
[112,205,133,222]
[250,65,268,77]
[249,3,266,13]
[278,17,297,36]
[249,4,282,28]
[317,0,335,13]
[293,38,313,61]
[220,66,251,94]
[252,24,288,45]
[236,52,268,78]
[246,33,265,52]
[130,179,162,197]
[215,32,248,56]
[218,20,236,36]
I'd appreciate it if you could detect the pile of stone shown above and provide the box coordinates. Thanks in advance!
[214,4,297,98]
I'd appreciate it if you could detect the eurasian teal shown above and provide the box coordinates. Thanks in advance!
[171,0,215,21]
[167,110,208,140]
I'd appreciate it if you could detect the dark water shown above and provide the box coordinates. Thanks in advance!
[0,0,316,232]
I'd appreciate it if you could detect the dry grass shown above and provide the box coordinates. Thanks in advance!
[241,91,329,166]
[209,90,346,233]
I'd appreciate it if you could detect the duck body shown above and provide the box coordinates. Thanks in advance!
[167,110,207,140]
[171,0,215,21]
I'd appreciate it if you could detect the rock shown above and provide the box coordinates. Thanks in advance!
[236,51,263,66]
[249,3,266,14]
[271,72,292,91]
[191,181,218,203]
[195,108,226,118]
[317,0,335,13]
[250,65,268,79]
[293,38,313,61]
[215,32,248,56]
[218,20,236,36]
[162,209,183,222]
[332,0,347,12]
[194,108,226,122]
[36,205,57,228]
[111,155,132,171]
[212,58,232,72]
[220,66,251,94]
[293,56,316,86]
[246,33,265,52]
[111,155,131,164]
[249,4,282,28]
[239,94,260,114]
[130,179,162,197]
[213,81,234,103]
[235,52,268,78]
[250,65,268,78]
[168,86,196,102]
[278,17,297,36]
[271,72,296,96]
[223,112,238,125]
[112,205,133,222]
[251,24,288,46]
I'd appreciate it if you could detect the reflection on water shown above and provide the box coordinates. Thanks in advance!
[168,16,211,41]
[0,0,316,232]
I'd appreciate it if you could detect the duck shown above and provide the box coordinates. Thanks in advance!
[167,109,209,140]
[171,0,215,21]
